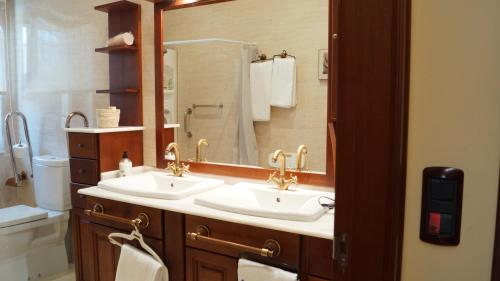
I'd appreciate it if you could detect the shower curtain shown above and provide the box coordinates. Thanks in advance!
[234,45,258,166]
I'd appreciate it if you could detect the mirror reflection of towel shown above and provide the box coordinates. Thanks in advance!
[250,60,273,121]
[270,57,297,108]
[115,244,169,281]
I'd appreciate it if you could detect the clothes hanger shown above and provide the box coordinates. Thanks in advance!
[108,223,165,266]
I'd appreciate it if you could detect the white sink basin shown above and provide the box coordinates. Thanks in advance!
[98,171,224,200]
[194,182,332,221]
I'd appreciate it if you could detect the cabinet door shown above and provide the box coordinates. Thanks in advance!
[186,248,238,281]
[72,210,164,281]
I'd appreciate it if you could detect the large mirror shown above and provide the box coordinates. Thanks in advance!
[159,0,331,175]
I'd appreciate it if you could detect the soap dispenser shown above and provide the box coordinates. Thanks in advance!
[119,151,132,177]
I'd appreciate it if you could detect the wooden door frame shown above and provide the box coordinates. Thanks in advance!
[148,0,411,280]
[333,0,411,280]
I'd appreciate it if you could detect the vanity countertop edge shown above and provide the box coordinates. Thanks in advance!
[78,184,334,240]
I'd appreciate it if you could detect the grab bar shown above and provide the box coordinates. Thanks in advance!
[192,103,223,110]
[183,108,193,138]
[84,203,150,229]
[187,225,281,258]
[4,112,34,186]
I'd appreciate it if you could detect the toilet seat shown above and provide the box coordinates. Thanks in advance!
[0,205,69,235]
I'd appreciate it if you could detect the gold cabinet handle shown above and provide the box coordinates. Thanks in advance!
[187,225,281,258]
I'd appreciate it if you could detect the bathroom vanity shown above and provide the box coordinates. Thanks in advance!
[71,172,334,281]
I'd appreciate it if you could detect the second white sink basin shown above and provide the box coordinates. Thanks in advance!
[194,182,331,221]
[98,171,224,200]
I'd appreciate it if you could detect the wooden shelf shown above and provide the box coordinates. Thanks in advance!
[95,45,137,53]
[95,0,139,13]
[96,88,138,94]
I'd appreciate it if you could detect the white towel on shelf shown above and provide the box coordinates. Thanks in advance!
[270,57,297,108]
[238,259,298,281]
[115,244,169,281]
[250,60,273,121]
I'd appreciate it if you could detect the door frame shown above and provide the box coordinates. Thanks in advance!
[332,0,411,280]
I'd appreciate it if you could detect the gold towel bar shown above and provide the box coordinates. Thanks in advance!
[187,225,281,258]
[84,203,150,229]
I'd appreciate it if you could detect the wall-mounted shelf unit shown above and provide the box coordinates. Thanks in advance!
[95,0,142,126]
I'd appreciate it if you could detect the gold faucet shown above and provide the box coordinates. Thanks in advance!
[196,139,209,162]
[165,143,190,177]
[268,149,297,190]
[296,145,308,171]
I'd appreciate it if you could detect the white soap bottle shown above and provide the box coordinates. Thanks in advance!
[119,151,132,177]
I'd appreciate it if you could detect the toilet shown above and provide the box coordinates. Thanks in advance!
[0,155,71,281]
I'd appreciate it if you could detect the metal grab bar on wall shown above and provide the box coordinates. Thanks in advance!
[84,203,150,229]
[4,111,34,186]
[192,103,223,110]
[186,225,281,258]
[184,108,193,138]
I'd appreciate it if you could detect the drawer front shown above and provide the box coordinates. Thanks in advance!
[185,215,300,269]
[71,183,91,209]
[70,158,99,185]
[68,133,98,159]
[84,196,164,240]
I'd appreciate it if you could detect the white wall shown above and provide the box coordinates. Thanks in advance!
[402,0,500,280]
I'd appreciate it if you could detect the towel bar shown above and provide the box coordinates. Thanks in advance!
[84,203,150,229]
[187,225,281,258]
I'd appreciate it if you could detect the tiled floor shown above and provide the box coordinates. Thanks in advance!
[42,270,75,281]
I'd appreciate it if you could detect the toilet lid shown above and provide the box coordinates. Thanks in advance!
[0,205,48,228]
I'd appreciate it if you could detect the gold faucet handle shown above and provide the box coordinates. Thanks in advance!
[267,171,277,183]
[182,163,190,174]
[289,174,298,185]
[166,162,176,171]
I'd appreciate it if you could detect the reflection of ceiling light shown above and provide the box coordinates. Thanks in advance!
[181,0,198,4]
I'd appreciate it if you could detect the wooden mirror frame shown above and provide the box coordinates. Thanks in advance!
[151,0,336,187]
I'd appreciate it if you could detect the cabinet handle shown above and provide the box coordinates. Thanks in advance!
[78,143,85,148]
[78,169,86,174]
[186,225,281,258]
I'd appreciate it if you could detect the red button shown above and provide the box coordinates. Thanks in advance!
[429,213,441,234]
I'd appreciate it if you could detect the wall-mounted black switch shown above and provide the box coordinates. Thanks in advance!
[420,167,464,246]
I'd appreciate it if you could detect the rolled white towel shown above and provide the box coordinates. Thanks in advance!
[106,32,135,47]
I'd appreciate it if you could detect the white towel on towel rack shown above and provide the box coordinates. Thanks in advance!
[238,258,298,281]
[250,60,273,121]
[115,244,169,281]
[270,57,297,108]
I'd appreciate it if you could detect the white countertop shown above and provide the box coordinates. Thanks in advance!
[64,126,145,134]
[79,167,335,240]
[164,124,180,129]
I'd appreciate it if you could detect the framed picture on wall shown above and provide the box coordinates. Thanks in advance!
[318,49,328,80]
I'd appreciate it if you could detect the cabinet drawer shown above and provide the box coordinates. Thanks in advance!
[68,133,98,159]
[84,196,164,240]
[71,183,91,209]
[70,158,99,185]
[185,215,300,269]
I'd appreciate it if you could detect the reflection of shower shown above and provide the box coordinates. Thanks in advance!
[4,111,34,186]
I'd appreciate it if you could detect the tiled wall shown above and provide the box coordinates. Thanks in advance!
[164,0,329,171]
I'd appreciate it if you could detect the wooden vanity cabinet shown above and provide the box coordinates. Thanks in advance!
[72,196,333,281]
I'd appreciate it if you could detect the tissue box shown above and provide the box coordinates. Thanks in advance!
[96,107,120,128]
